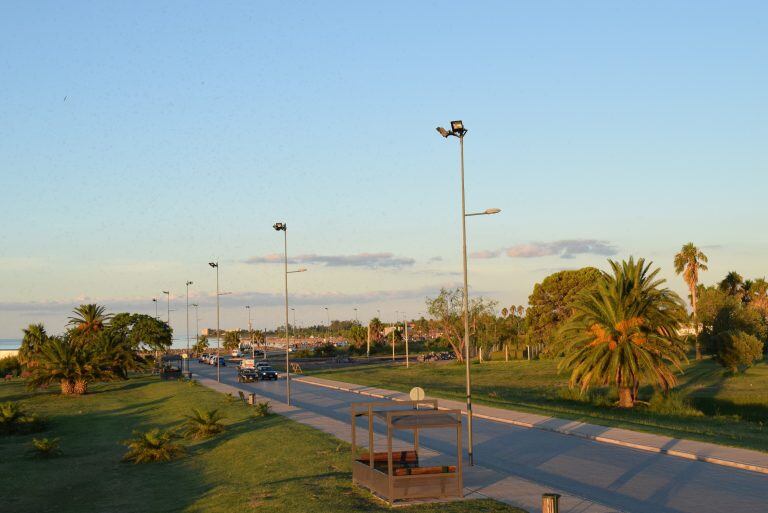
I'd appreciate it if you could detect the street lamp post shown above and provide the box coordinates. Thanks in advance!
[324,307,330,342]
[208,262,221,382]
[192,303,199,351]
[437,119,501,466]
[392,310,399,361]
[290,307,296,345]
[152,298,158,319]
[162,291,170,326]
[246,305,254,359]
[185,281,193,373]
[403,312,410,368]
[274,222,306,406]
[353,308,358,323]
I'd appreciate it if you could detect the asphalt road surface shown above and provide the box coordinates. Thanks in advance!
[190,361,767,513]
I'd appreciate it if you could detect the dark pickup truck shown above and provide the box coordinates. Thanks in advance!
[237,368,259,383]
[256,366,278,381]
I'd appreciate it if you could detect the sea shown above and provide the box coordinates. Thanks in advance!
[0,339,21,350]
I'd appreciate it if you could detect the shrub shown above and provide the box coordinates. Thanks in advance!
[184,408,226,439]
[647,391,703,417]
[122,428,184,463]
[0,401,45,435]
[30,437,62,458]
[253,401,272,417]
[0,356,21,377]
[714,330,764,373]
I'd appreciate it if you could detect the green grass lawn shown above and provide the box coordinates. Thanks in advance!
[310,358,768,452]
[0,376,524,513]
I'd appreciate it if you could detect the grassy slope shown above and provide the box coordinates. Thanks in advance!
[310,358,768,452]
[0,377,523,513]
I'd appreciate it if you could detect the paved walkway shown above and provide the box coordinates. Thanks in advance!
[296,375,768,475]
[191,363,768,513]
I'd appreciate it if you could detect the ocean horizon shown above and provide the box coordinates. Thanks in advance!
[0,338,192,350]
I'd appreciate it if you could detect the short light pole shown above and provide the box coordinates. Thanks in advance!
[152,298,158,319]
[324,307,331,342]
[185,281,193,373]
[392,310,399,361]
[353,307,358,324]
[290,307,296,345]
[192,303,199,352]
[246,305,254,359]
[208,262,221,382]
[437,119,501,466]
[274,222,306,406]
[403,312,410,368]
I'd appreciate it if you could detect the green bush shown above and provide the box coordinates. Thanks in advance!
[647,391,703,417]
[184,408,226,439]
[0,401,45,435]
[253,401,272,417]
[0,356,21,377]
[30,437,62,458]
[122,428,184,463]
[714,330,764,373]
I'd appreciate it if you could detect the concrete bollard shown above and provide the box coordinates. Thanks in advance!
[248,393,256,405]
[542,493,561,513]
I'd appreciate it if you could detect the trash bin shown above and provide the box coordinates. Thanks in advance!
[542,493,560,513]
[248,393,256,406]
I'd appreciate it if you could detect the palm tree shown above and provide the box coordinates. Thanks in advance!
[673,243,708,359]
[19,324,48,368]
[223,331,240,351]
[122,428,184,463]
[368,317,384,342]
[192,335,209,355]
[718,271,744,296]
[26,336,108,395]
[68,304,112,340]
[184,408,226,439]
[558,258,687,408]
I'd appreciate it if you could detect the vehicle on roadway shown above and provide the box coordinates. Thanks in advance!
[237,367,259,383]
[198,353,210,363]
[255,365,278,381]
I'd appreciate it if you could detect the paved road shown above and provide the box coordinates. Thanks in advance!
[190,362,767,513]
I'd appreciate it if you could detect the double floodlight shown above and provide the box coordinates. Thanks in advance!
[186,280,193,286]
[273,222,286,231]
[436,120,467,138]
[208,262,218,268]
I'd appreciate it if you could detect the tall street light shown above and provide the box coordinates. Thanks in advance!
[192,303,199,351]
[246,306,254,359]
[208,262,221,382]
[152,298,158,319]
[437,119,501,466]
[290,307,297,343]
[324,307,330,342]
[353,307,358,323]
[185,281,193,373]
[403,312,410,368]
[274,222,307,406]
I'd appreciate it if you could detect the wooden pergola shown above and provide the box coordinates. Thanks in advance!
[350,399,463,505]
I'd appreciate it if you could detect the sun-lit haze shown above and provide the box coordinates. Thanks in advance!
[2,1,766,339]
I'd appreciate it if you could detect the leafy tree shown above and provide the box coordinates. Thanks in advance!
[426,287,497,361]
[697,286,767,362]
[109,313,173,353]
[713,330,764,373]
[673,243,708,359]
[91,329,145,379]
[525,267,602,353]
[718,271,744,296]
[19,324,48,368]
[192,335,209,355]
[347,325,367,348]
[557,258,687,408]
[223,331,240,351]
[750,278,768,319]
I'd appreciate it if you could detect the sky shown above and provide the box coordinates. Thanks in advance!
[1,1,766,339]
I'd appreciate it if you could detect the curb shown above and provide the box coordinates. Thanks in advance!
[294,376,768,476]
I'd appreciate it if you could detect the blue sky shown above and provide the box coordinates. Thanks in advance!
[1,1,766,339]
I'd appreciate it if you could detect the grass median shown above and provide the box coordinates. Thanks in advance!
[309,358,768,452]
[0,376,524,513]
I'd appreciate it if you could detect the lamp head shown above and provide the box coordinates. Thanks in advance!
[186,281,193,286]
[273,222,286,231]
[436,126,450,138]
[484,208,501,215]
[450,120,464,132]
[208,262,217,268]
[162,290,169,295]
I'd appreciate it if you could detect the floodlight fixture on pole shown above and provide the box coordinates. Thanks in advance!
[208,261,221,382]
[435,119,501,466]
[152,298,158,319]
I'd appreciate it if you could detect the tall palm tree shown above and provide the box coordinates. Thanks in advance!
[558,258,687,408]
[673,243,708,359]
[718,271,744,296]
[68,304,112,339]
[19,324,48,368]
[26,336,108,395]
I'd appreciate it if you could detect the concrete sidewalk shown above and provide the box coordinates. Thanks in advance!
[197,376,619,513]
[294,375,768,476]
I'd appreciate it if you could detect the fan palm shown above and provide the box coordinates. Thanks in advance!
[718,271,744,296]
[673,243,708,359]
[184,408,226,439]
[19,323,48,368]
[558,258,687,408]
[26,336,108,395]
[68,304,112,339]
[122,428,184,463]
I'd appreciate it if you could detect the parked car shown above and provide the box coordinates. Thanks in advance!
[256,365,278,381]
[237,367,259,383]
[198,353,210,363]
[255,361,272,370]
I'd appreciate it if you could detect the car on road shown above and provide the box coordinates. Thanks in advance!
[255,361,272,370]
[255,365,278,381]
[198,353,210,363]
[237,367,259,383]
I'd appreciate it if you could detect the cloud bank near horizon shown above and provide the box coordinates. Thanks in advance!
[471,239,618,260]
[244,252,415,269]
